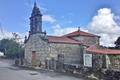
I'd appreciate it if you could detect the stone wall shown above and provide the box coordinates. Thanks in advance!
[73,36,99,45]
[49,43,83,65]
[92,54,120,71]
[25,33,49,66]
[92,54,104,70]
[108,55,120,71]
[25,34,84,68]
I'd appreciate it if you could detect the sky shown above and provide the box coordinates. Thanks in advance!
[0,0,120,46]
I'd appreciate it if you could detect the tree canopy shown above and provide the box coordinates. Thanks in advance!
[0,39,24,58]
[115,37,120,49]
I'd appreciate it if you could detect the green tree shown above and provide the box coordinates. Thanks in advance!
[0,39,24,58]
[115,37,120,49]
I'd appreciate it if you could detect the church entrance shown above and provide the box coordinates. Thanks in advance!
[31,51,37,66]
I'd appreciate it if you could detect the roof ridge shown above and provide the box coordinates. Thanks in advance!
[63,30,99,37]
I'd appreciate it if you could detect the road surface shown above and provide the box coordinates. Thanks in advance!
[0,60,84,80]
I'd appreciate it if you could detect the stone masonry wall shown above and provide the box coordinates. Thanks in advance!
[25,33,49,66]
[49,43,83,65]
[25,34,84,67]
[73,36,99,45]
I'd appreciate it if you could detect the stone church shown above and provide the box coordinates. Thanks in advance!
[25,2,117,70]
[24,2,100,69]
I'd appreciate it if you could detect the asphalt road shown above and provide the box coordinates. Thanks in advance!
[0,60,84,80]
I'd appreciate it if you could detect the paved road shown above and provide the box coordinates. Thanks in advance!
[0,60,84,80]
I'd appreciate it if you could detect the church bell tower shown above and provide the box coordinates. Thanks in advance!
[29,2,42,35]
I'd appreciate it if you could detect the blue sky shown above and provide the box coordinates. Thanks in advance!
[0,0,119,33]
[0,0,120,46]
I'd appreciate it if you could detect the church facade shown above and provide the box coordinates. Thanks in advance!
[25,2,120,72]
[24,3,100,70]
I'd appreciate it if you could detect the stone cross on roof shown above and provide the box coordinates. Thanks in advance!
[78,26,81,31]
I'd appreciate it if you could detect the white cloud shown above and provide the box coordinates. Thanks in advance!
[42,15,56,23]
[114,16,120,20]
[52,24,77,36]
[88,8,120,47]
[42,14,79,36]
[0,30,13,40]
[0,29,26,44]
[114,15,120,26]
[52,24,87,36]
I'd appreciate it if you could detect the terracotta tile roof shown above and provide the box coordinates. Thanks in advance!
[48,36,80,44]
[63,30,99,37]
[86,48,120,55]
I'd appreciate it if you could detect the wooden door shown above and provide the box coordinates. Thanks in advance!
[32,51,37,66]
